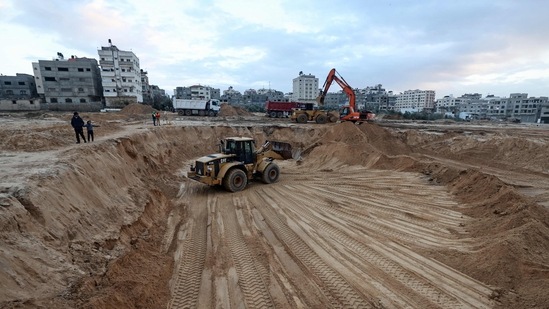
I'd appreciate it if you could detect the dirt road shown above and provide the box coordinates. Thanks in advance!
[1,107,548,308]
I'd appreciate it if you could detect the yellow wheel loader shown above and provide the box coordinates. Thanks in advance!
[187,137,295,192]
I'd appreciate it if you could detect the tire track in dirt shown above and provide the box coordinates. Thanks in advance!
[167,192,209,309]
[270,185,493,308]
[218,195,275,308]
[250,190,375,309]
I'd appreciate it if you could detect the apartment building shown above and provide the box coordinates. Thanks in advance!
[395,89,436,112]
[32,55,103,111]
[141,70,151,104]
[98,42,142,107]
[507,93,548,123]
[292,72,318,103]
[0,73,39,111]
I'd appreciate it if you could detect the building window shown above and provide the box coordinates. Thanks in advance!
[80,98,86,103]
[61,88,72,92]
[18,81,25,85]
[30,100,34,104]
[78,68,84,72]
[78,88,84,92]
[6,90,13,95]
[50,98,58,103]
[105,89,111,92]
[4,81,11,85]
[59,77,70,81]
[44,77,56,81]
[45,67,51,71]
[65,98,72,103]
[58,67,69,71]
[12,100,17,104]
[86,68,90,71]
[20,90,27,95]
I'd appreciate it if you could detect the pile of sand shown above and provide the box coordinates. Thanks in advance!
[121,103,156,115]
[218,103,252,117]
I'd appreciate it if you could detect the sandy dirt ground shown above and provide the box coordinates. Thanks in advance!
[0,104,548,308]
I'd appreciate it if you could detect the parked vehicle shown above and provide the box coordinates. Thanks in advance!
[265,101,308,118]
[173,98,220,116]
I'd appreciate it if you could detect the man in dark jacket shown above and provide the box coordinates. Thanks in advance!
[71,112,86,143]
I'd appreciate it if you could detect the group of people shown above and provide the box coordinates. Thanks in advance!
[152,111,161,126]
[71,112,98,144]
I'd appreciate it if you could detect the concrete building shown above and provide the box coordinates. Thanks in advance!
[189,85,211,100]
[98,42,142,107]
[32,55,103,111]
[221,86,242,103]
[395,89,436,112]
[292,71,318,103]
[141,70,151,104]
[0,73,37,99]
[507,93,548,123]
[0,73,40,111]
[358,84,396,112]
[454,93,547,122]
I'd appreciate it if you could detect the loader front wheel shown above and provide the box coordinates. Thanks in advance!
[261,163,280,184]
[296,113,308,124]
[223,168,247,192]
[315,114,327,124]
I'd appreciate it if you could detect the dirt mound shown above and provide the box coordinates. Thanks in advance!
[121,103,156,115]
[218,103,252,117]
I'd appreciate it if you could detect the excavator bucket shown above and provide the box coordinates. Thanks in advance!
[268,141,295,160]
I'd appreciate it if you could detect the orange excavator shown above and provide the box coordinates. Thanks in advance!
[317,68,375,122]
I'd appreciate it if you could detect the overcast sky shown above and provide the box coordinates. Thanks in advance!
[1,0,548,98]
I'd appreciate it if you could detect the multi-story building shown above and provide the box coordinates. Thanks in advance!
[32,55,103,111]
[221,86,242,103]
[141,70,151,104]
[174,86,192,99]
[395,89,436,112]
[435,95,467,114]
[358,84,396,112]
[0,73,37,99]
[0,73,39,111]
[292,71,318,103]
[98,42,142,107]
[507,93,548,123]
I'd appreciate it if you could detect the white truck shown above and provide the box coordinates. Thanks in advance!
[173,98,221,116]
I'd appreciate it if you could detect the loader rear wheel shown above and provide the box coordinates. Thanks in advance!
[223,168,247,192]
[261,163,280,184]
[315,114,327,124]
[296,113,308,124]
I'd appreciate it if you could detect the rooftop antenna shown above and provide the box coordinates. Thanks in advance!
[108,39,112,47]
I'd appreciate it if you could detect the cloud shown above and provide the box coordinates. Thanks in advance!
[2,0,549,97]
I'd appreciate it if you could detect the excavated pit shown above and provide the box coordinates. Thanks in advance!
[1,110,549,308]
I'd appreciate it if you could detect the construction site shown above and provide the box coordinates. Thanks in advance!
[1,103,548,309]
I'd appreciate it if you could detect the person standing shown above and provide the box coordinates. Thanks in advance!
[155,111,161,126]
[151,111,157,126]
[84,120,99,142]
[71,112,86,143]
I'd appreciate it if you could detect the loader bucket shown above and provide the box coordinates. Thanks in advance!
[269,141,295,160]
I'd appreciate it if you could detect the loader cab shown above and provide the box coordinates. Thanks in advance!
[222,137,256,164]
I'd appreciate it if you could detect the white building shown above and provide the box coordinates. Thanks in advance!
[98,41,142,107]
[292,72,318,103]
[395,89,436,112]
